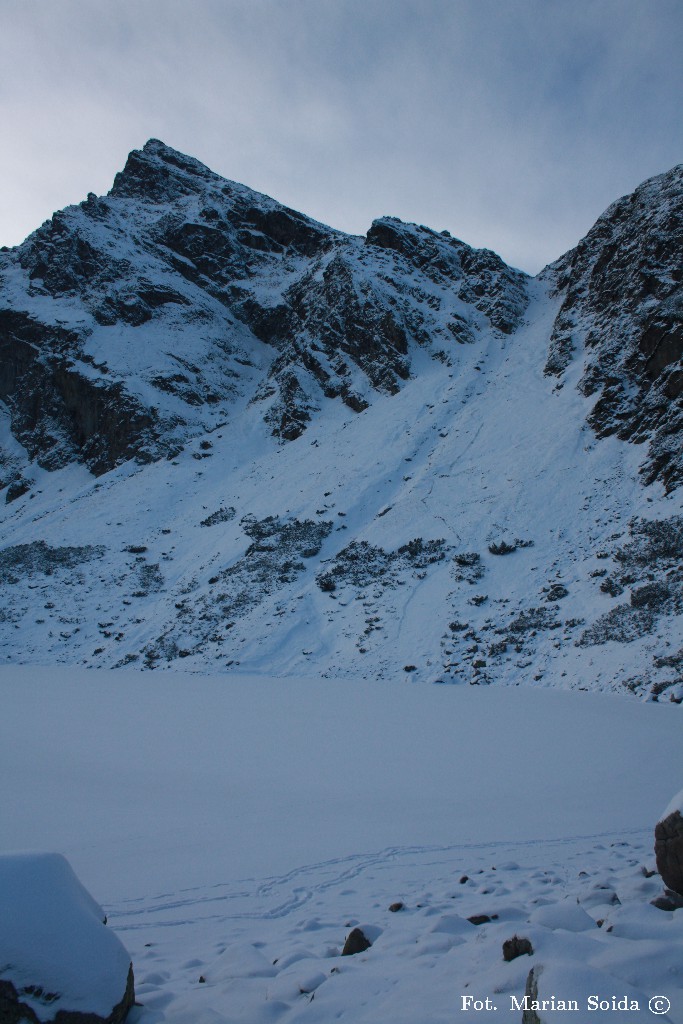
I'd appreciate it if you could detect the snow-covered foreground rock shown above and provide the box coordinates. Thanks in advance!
[1,667,681,1022]
[0,852,134,1023]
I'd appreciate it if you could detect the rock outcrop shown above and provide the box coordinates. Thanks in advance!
[543,165,683,490]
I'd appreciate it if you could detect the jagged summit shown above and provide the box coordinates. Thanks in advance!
[117,136,218,177]
[0,148,681,694]
[109,138,224,202]
[110,137,341,246]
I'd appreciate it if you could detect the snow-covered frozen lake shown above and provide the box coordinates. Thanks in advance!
[1,665,677,897]
[1,667,681,1023]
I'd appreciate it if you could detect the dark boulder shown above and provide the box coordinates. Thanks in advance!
[651,890,683,911]
[341,927,372,956]
[503,935,534,962]
[655,805,683,895]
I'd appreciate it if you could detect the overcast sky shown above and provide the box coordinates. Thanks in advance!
[1,0,681,273]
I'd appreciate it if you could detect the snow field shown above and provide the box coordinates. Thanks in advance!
[125,835,682,1024]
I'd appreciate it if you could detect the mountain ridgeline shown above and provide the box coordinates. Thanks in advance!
[0,140,530,473]
[0,142,681,697]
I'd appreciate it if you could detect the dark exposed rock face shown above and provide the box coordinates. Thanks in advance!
[543,165,683,490]
[365,217,529,335]
[10,357,158,474]
[655,808,683,896]
[244,216,528,439]
[2,140,341,472]
[0,310,156,474]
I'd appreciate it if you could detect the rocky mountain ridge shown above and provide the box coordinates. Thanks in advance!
[0,139,529,477]
[0,143,681,698]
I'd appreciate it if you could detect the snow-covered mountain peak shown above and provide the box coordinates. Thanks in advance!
[0,147,681,696]
[109,137,340,255]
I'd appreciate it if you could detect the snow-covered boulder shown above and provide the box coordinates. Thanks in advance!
[655,789,683,896]
[0,853,134,1023]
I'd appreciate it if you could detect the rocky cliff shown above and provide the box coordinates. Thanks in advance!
[543,164,683,491]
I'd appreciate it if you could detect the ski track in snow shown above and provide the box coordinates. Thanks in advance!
[111,831,651,929]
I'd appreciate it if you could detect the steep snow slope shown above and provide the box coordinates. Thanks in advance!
[0,145,681,697]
